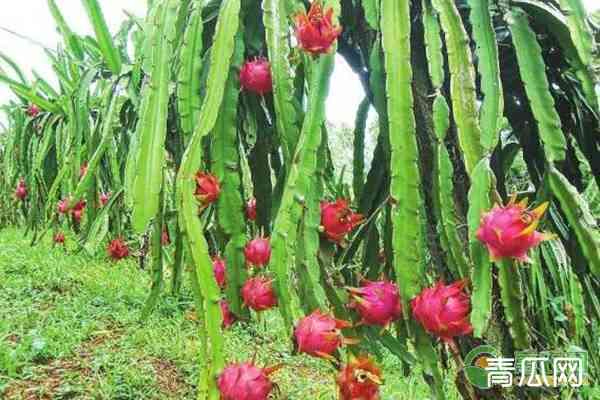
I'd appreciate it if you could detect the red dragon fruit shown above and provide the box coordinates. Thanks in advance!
[246,197,257,221]
[161,228,171,246]
[476,197,551,262]
[212,256,227,289]
[347,280,402,327]
[240,58,273,95]
[337,355,383,400]
[320,199,363,243]
[411,280,473,343]
[71,200,86,224]
[220,300,236,329]
[57,198,70,214]
[14,179,28,201]
[26,104,40,117]
[241,276,278,312]
[107,238,129,261]
[295,2,342,55]
[99,192,110,207]
[294,310,353,359]
[194,171,221,207]
[244,236,271,267]
[217,362,279,400]
[53,232,66,245]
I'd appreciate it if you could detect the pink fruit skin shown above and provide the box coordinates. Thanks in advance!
[194,172,221,205]
[244,237,271,267]
[411,280,473,343]
[71,200,86,224]
[295,3,342,55]
[220,300,236,329]
[53,232,66,244]
[217,362,274,400]
[320,199,363,243]
[99,192,110,206]
[15,179,27,201]
[246,197,257,221]
[476,201,549,262]
[212,256,227,289]
[27,104,40,117]
[57,199,70,214]
[349,280,402,327]
[161,228,171,246]
[241,276,277,311]
[240,58,273,95]
[294,310,350,357]
[107,238,129,261]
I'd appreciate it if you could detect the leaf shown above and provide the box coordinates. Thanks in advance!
[175,0,241,396]
[498,259,531,349]
[177,0,205,136]
[507,7,567,162]
[47,0,84,60]
[353,97,369,199]
[72,90,123,202]
[81,0,123,75]
[466,0,504,150]
[381,0,424,302]
[548,165,600,276]
[212,31,247,314]
[131,0,179,233]
[431,0,483,175]
[262,0,301,164]
[467,158,495,337]
[270,52,335,329]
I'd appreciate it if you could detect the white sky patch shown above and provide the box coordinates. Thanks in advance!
[1,0,599,127]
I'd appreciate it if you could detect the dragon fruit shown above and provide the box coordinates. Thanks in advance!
[241,276,278,312]
[26,104,40,117]
[240,58,273,95]
[14,179,27,201]
[347,280,402,327]
[411,280,473,343]
[53,232,66,245]
[57,198,70,214]
[320,199,363,243]
[212,256,227,289]
[244,236,271,267]
[246,197,257,221]
[337,355,382,400]
[476,198,551,262]
[161,228,171,246]
[99,192,110,207]
[220,300,236,329]
[107,238,129,261]
[71,200,86,224]
[295,2,342,55]
[294,310,352,359]
[217,362,279,400]
[194,171,220,206]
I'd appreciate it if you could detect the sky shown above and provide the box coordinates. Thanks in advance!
[1,1,599,129]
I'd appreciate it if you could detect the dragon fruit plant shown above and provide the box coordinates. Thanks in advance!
[1,0,598,398]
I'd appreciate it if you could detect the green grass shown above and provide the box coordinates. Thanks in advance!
[0,227,458,399]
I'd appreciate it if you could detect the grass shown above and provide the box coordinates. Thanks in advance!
[0,227,459,399]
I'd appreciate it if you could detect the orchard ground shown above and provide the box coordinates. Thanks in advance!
[0,227,460,399]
